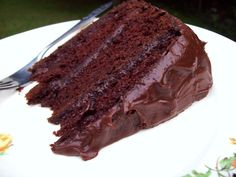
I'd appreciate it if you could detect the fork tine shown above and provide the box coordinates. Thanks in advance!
[0,82,13,87]
[0,86,12,90]
[0,84,16,90]
[0,81,12,86]
[0,79,18,90]
[0,80,11,84]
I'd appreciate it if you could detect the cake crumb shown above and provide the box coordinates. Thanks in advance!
[16,86,24,92]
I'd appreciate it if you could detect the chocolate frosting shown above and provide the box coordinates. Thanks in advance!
[51,21,213,160]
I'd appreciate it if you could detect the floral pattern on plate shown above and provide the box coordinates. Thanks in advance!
[0,134,12,155]
[183,138,236,177]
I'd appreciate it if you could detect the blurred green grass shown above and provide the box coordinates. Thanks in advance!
[0,0,235,41]
[0,0,102,39]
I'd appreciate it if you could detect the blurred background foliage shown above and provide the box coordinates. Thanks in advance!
[0,0,235,41]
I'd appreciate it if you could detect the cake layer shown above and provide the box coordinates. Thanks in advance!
[29,0,159,83]
[29,2,124,82]
[26,0,213,160]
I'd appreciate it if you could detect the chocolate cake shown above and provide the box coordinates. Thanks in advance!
[26,0,213,160]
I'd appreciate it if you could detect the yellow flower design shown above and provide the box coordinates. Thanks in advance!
[230,137,236,145]
[0,134,12,155]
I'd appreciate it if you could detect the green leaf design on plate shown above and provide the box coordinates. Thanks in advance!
[220,157,235,170]
[183,153,236,177]
[183,169,211,177]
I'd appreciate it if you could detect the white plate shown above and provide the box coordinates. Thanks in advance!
[0,21,236,177]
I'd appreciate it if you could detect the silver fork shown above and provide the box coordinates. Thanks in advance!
[0,1,113,90]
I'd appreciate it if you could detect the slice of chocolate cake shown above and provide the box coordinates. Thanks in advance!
[26,0,213,160]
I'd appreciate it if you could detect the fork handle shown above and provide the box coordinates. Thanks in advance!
[36,1,113,60]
